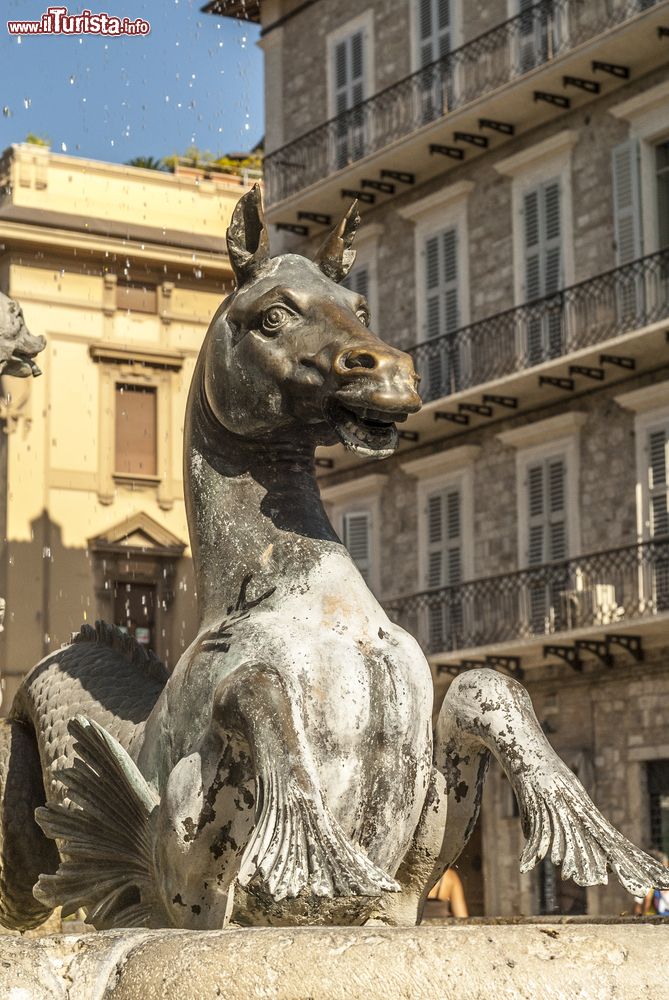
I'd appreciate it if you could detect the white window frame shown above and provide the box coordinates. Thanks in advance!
[409,0,462,73]
[497,411,585,567]
[326,11,375,121]
[611,81,669,256]
[398,181,473,345]
[320,473,386,594]
[615,385,669,541]
[495,131,577,307]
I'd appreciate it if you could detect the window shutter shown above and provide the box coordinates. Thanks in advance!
[523,188,542,301]
[342,511,372,583]
[425,235,441,340]
[523,181,562,300]
[115,384,157,476]
[649,428,669,538]
[425,486,462,587]
[343,264,370,301]
[442,227,459,334]
[334,40,348,116]
[543,181,562,295]
[612,138,642,266]
[526,457,567,565]
[333,29,365,112]
[418,0,451,65]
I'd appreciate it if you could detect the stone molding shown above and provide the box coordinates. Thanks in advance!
[494,129,578,177]
[496,411,587,449]
[401,445,480,480]
[614,382,669,414]
[319,473,387,504]
[397,181,474,223]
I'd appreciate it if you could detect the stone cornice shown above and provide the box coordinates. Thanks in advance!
[401,445,480,480]
[494,130,578,177]
[497,411,587,449]
[614,382,669,414]
[397,181,474,223]
[319,473,387,505]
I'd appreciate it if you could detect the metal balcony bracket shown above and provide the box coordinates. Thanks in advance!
[543,644,583,672]
[315,457,334,469]
[459,402,493,417]
[569,364,605,381]
[361,178,396,194]
[575,639,613,669]
[341,189,375,204]
[460,659,487,670]
[275,222,309,236]
[534,91,570,109]
[297,211,332,226]
[605,634,644,662]
[659,26,669,38]
[381,169,415,185]
[398,430,420,442]
[435,410,470,425]
[478,118,515,136]
[429,144,465,160]
[592,60,629,79]
[453,131,489,148]
[600,353,635,370]
[483,393,518,409]
[539,375,575,391]
[563,75,600,94]
[485,655,524,680]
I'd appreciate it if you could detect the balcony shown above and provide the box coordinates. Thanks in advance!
[410,247,669,403]
[265,0,669,223]
[385,536,669,670]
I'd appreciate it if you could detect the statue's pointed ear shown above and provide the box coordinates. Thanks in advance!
[226,184,270,286]
[314,201,360,282]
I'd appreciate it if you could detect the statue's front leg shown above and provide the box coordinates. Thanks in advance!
[368,766,447,926]
[434,668,669,898]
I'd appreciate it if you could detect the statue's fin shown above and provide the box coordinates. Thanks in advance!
[237,761,400,902]
[516,766,669,897]
[34,716,163,928]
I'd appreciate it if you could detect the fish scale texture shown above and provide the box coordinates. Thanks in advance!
[11,624,167,805]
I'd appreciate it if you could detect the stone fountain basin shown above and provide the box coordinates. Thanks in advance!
[2,920,668,999]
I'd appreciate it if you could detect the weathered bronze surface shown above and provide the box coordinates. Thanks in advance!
[0,291,45,377]
[0,187,666,931]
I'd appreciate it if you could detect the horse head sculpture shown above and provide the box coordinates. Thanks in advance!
[201,186,420,458]
[0,291,45,378]
[0,186,666,933]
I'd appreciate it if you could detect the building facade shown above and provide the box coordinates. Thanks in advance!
[209,0,669,916]
[0,143,251,709]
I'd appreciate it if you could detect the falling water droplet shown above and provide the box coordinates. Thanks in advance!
[23,98,31,110]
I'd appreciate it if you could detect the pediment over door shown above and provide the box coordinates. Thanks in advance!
[89,511,185,558]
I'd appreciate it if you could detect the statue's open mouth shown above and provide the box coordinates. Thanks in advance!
[3,350,42,378]
[326,399,403,458]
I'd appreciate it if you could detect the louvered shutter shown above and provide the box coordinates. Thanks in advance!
[343,264,370,301]
[423,227,460,398]
[523,180,563,363]
[649,429,669,538]
[425,486,462,650]
[417,0,451,121]
[612,139,642,266]
[526,456,567,632]
[612,139,643,319]
[333,29,366,168]
[342,511,372,583]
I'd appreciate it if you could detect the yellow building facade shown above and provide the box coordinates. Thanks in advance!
[0,142,252,708]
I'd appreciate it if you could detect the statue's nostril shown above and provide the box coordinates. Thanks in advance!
[343,351,376,371]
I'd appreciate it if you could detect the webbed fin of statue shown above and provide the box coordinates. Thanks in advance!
[237,759,400,902]
[34,716,163,928]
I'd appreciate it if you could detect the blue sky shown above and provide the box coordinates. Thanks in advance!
[0,0,263,164]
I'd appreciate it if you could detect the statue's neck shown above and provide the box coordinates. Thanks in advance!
[184,374,339,628]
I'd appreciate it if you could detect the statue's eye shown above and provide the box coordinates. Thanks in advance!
[356,307,370,327]
[261,305,293,335]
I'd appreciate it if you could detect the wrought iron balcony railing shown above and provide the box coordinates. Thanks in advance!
[265,0,661,204]
[409,247,669,403]
[385,537,669,656]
